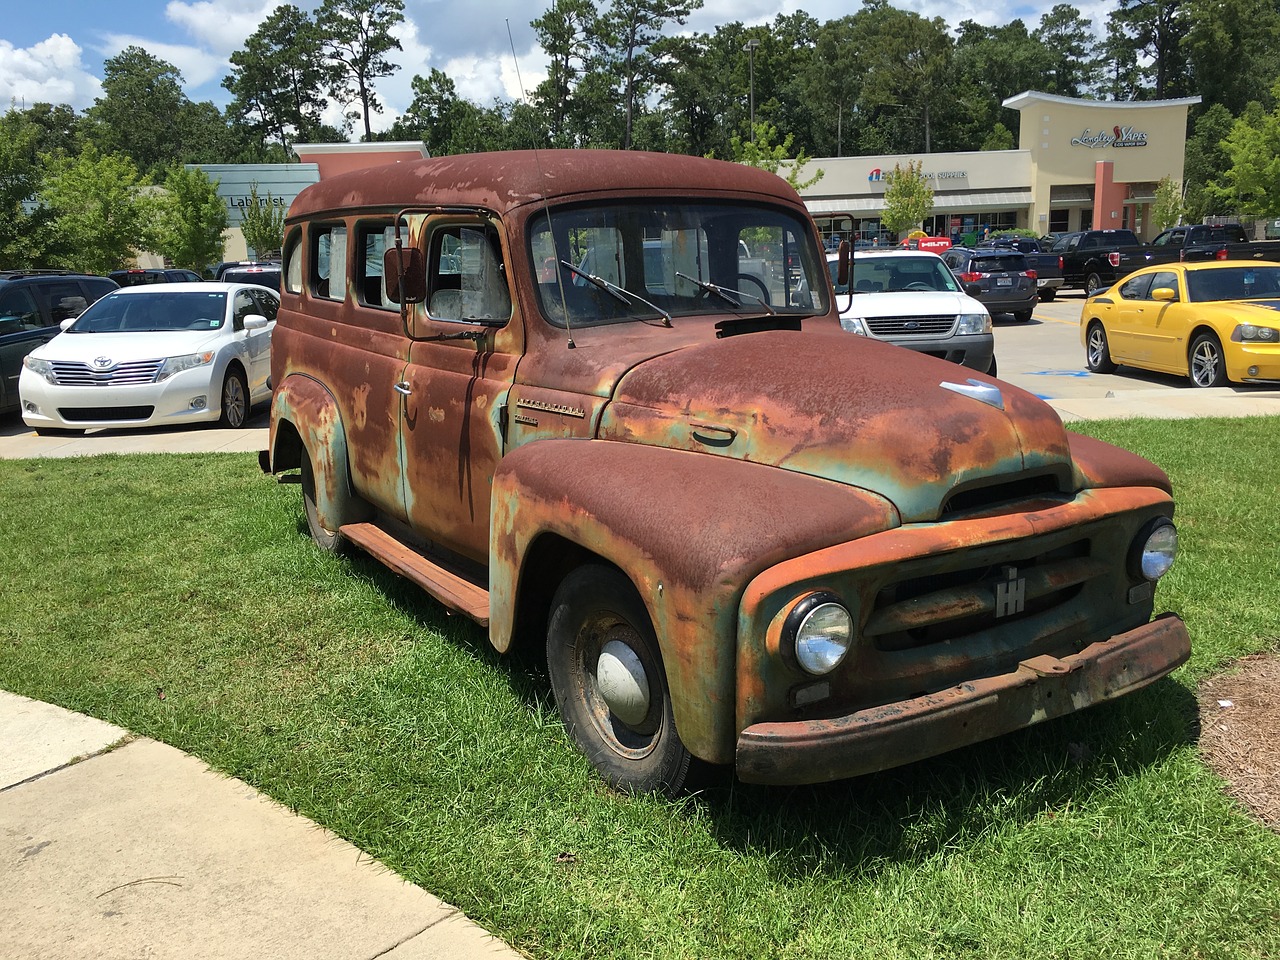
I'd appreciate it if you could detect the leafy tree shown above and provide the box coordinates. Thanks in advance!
[1184,103,1237,220]
[954,19,1054,144]
[0,109,51,267]
[239,182,288,258]
[154,166,228,271]
[84,47,191,176]
[725,122,823,191]
[1151,176,1184,229]
[388,70,528,154]
[981,122,1016,150]
[1182,0,1280,115]
[224,4,332,154]
[1033,5,1103,98]
[37,145,159,274]
[598,0,703,149]
[1106,0,1189,98]
[531,0,601,147]
[1215,90,1280,216]
[20,102,82,159]
[317,0,405,141]
[880,160,934,237]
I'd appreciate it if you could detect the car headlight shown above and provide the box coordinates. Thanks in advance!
[784,593,853,675]
[957,312,992,335]
[155,351,215,382]
[1235,323,1279,342]
[22,355,57,384]
[839,316,870,336]
[1129,518,1178,581]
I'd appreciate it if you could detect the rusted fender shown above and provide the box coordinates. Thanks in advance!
[488,438,900,764]
[267,374,369,532]
[736,613,1190,784]
[1067,431,1172,494]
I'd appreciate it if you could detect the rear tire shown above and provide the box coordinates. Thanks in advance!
[1085,322,1117,373]
[218,367,249,428]
[547,564,695,795]
[1084,273,1104,297]
[1189,332,1228,387]
[1013,309,1033,323]
[1039,288,1057,302]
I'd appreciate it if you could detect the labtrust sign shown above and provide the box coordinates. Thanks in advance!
[227,195,288,209]
[1070,125,1149,149]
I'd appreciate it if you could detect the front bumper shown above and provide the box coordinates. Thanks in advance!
[19,366,222,431]
[873,333,995,373]
[735,612,1189,785]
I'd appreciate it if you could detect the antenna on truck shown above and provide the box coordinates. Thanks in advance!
[507,19,575,349]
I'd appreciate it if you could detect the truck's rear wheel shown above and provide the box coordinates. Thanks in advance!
[1085,273,1104,297]
[1039,288,1056,302]
[547,565,694,795]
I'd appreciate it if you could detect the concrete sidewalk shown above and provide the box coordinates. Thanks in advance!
[0,691,523,960]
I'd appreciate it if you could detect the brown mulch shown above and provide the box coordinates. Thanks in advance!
[1197,651,1280,830]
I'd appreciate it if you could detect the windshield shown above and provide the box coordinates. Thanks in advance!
[530,200,826,327]
[69,291,228,333]
[1185,266,1280,302]
[831,256,961,294]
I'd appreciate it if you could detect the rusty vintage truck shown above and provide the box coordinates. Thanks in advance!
[260,150,1190,794]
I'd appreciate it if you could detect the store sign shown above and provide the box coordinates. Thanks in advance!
[867,168,968,182]
[1071,126,1149,149]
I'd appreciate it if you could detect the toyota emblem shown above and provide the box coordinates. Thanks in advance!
[93,357,113,369]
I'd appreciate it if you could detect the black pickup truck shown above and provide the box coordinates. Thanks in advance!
[1048,229,1148,296]
[1140,223,1280,266]
[975,235,1065,301]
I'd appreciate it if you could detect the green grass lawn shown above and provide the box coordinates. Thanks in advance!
[1,417,1277,959]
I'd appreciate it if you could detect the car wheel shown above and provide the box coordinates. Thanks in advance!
[1085,273,1104,297]
[218,367,250,427]
[300,450,348,554]
[1189,332,1228,387]
[547,564,695,795]
[1014,309,1033,323]
[986,355,998,378]
[1085,322,1117,373]
[1039,288,1056,302]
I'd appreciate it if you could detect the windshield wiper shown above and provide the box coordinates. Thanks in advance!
[558,260,672,327]
[675,273,776,316]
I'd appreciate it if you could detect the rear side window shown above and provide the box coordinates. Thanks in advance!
[283,230,303,294]
[0,286,40,331]
[312,225,348,301]
[357,223,396,309]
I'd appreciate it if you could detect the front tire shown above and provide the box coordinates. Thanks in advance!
[218,367,249,427]
[300,449,348,554]
[1086,322,1117,373]
[547,565,694,795]
[1189,332,1228,387]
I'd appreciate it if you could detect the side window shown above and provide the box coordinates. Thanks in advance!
[284,230,303,294]
[426,224,511,323]
[1118,273,1154,300]
[1146,271,1179,299]
[250,289,279,320]
[0,287,41,333]
[232,290,256,331]
[356,223,396,309]
[41,281,90,324]
[311,225,348,301]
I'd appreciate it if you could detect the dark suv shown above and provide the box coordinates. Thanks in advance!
[942,247,1039,321]
[0,271,118,415]
[108,268,204,286]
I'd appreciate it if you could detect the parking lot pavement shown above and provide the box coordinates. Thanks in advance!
[0,410,268,459]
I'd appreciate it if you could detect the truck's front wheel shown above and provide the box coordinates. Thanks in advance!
[547,565,694,795]
[301,449,349,555]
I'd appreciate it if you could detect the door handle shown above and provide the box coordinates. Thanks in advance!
[691,423,737,447]
[394,381,412,396]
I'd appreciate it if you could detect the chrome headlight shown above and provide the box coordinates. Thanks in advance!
[1235,323,1279,343]
[785,593,853,675]
[956,312,992,336]
[23,355,57,384]
[155,351,215,382]
[1129,518,1178,581]
[839,316,870,336]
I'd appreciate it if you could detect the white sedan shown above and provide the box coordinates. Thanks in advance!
[20,282,277,435]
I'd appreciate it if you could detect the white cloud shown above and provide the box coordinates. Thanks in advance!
[164,0,287,57]
[100,32,228,89]
[0,34,102,110]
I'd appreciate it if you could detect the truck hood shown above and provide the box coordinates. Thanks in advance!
[597,329,1073,522]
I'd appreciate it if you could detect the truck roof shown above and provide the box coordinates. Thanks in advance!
[286,150,805,221]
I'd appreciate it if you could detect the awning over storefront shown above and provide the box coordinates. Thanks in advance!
[806,189,1032,214]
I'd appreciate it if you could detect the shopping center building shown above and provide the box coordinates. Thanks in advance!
[794,90,1201,246]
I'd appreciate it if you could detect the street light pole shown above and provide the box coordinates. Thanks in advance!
[744,39,759,143]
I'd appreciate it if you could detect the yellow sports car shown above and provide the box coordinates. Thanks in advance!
[1081,261,1280,387]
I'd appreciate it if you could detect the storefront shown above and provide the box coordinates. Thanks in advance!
[794,91,1200,245]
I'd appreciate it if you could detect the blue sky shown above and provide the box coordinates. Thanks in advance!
[2,0,1112,133]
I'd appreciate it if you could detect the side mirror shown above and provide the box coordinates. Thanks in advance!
[384,245,426,304]
[836,240,851,286]
[244,315,269,330]
[59,318,76,331]
[1150,286,1177,302]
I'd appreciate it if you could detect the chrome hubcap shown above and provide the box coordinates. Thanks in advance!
[595,639,650,727]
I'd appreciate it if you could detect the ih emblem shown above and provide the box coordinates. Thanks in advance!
[995,565,1027,618]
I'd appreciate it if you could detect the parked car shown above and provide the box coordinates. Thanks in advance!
[213,260,280,280]
[221,264,282,290]
[108,268,204,286]
[1049,229,1146,296]
[976,234,1065,301]
[20,282,277,434]
[0,270,117,416]
[828,249,995,374]
[1137,223,1280,267]
[1081,261,1280,387]
[941,247,1040,321]
[260,149,1189,795]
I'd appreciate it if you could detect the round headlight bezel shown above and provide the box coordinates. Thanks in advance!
[783,592,853,676]
[1129,517,1178,582]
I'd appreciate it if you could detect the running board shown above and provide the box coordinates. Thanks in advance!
[339,522,490,626]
